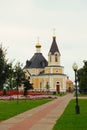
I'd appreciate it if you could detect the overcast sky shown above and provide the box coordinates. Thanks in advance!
[0,0,87,81]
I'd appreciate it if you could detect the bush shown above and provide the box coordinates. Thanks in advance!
[53,91,56,95]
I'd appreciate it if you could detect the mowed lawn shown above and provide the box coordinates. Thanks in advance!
[53,99,87,130]
[0,99,52,121]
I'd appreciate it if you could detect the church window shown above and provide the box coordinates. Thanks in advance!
[55,54,58,62]
[56,69,58,72]
[57,81,60,85]
[41,62,45,67]
[40,82,42,90]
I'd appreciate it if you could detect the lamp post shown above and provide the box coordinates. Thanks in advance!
[14,69,19,104]
[72,63,80,114]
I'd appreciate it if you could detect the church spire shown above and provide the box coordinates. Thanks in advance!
[48,34,61,66]
[49,34,61,55]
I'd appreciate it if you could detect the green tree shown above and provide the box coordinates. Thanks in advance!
[7,63,14,90]
[78,61,87,92]
[46,82,50,91]
[14,62,25,90]
[0,44,11,90]
[23,77,33,96]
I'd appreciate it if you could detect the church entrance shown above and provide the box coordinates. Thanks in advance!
[56,82,60,93]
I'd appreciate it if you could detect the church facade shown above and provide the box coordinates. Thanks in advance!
[24,35,66,93]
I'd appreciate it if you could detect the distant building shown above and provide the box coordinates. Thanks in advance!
[66,76,74,92]
[24,35,66,93]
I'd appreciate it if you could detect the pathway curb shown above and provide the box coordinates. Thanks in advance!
[0,93,73,130]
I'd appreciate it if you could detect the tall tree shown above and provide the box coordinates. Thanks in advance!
[78,60,87,92]
[23,77,33,96]
[0,44,11,89]
[14,62,25,90]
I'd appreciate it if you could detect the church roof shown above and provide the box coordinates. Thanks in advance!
[49,36,61,55]
[66,76,73,84]
[24,53,48,69]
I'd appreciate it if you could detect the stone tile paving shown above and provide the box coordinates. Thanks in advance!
[0,93,73,130]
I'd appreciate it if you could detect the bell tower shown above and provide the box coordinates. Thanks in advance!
[48,35,61,66]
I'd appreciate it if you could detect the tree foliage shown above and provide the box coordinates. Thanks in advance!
[14,62,25,88]
[0,44,11,89]
[78,61,87,92]
[23,77,33,96]
[46,82,49,90]
[0,44,25,91]
[13,62,33,94]
[0,44,33,93]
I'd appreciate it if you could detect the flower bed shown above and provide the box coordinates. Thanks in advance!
[0,90,50,96]
[0,94,57,100]
[27,95,57,99]
[0,90,57,100]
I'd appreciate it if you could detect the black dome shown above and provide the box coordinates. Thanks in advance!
[24,53,48,69]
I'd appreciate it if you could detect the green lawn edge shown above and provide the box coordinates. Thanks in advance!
[0,99,52,121]
[53,99,87,130]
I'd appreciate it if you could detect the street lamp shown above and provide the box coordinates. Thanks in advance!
[72,63,80,114]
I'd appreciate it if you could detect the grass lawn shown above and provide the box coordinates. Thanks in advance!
[0,99,52,121]
[53,99,87,130]
[78,94,87,97]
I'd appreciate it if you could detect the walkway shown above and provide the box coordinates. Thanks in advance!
[0,93,73,130]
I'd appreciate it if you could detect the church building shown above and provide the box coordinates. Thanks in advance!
[24,34,66,93]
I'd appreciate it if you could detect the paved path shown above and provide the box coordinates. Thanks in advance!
[0,93,73,130]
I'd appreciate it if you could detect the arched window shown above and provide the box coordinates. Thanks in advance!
[55,54,58,62]
[57,81,60,86]
[40,82,42,90]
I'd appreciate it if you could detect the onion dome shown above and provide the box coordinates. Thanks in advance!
[35,42,41,48]
[24,38,48,69]
[35,37,41,53]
